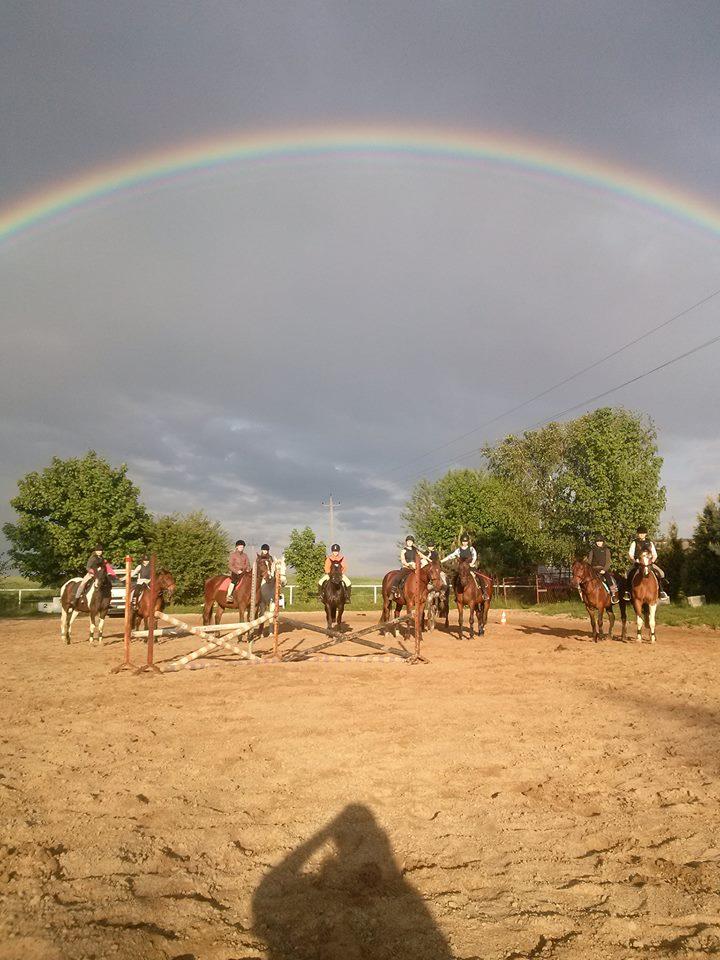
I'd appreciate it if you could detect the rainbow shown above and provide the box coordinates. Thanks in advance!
[2,125,720,244]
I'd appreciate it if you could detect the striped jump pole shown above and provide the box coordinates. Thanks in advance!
[160,610,272,672]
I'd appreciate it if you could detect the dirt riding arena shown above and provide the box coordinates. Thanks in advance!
[1,609,719,960]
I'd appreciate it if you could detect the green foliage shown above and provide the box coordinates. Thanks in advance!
[683,495,720,602]
[482,407,665,562]
[3,451,150,585]
[657,522,687,600]
[284,527,327,600]
[0,554,11,580]
[402,469,545,573]
[150,511,229,604]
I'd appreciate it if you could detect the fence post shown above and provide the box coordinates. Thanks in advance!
[112,555,138,674]
[502,578,508,604]
[18,589,22,609]
[373,585,378,605]
[535,574,540,605]
[272,563,281,658]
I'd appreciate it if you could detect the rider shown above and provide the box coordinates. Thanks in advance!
[318,543,352,601]
[424,540,448,586]
[392,536,429,599]
[625,527,669,600]
[441,535,489,601]
[72,544,106,605]
[227,539,251,602]
[585,535,619,603]
[130,553,151,608]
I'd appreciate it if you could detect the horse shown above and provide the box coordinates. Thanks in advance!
[60,566,113,645]
[570,558,619,642]
[202,556,273,625]
[320,559,347,631]
[452,559,494,639]
[131,570,176,638]
[627,548,660,643]
[426,580,450,631]
[380,559,445,637]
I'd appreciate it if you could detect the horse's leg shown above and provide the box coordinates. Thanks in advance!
[88,611,96,645]
[215,599,224,626]
[633,600,644,642]
[337,600,344,630]
[477,600,485,637]
[457,599,464,640]
[587,607,598,642]
[606,604,615,641]
[648,603,657,644]
[97,612,106,646]
[202,597,213,626]
[619,597,627,641]
[597,607,604,640]
[60,606,69,644]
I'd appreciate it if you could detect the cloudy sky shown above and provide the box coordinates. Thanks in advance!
[1,1,719,570]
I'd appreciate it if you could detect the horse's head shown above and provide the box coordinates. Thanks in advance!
[570,559,590,587]
[328,560,344,584]
[157,570,176,602]
[256,556,272,582]
[428,558,444,592]
[638,548,653,575]
[456,557,472,586]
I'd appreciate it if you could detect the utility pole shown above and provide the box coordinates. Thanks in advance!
[322,495,340,546]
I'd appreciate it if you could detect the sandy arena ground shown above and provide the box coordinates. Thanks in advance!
[1,608,719,960]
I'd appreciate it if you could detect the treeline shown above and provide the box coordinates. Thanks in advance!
[404,407,666,571]
[659,510,720,603]
[2,451,228,603]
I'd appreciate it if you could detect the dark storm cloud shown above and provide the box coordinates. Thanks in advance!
[1,1,720,566]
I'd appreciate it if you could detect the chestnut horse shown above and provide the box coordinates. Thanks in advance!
[131,570,176,638]
[453,559,494,639]
[570,558,618,642]
[628,548,660,643]
[60,566,113,645]
[203,556,273,625]
[320,559,346,631]
[380,559,444,637]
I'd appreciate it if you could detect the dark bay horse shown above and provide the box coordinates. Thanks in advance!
[203,557,273,625]
[570,558,618,642]
[60,566,113,645]
[320,560,346,631]
[628,549,660,643]
[380,559,444,637]
[453,559,493,639]
[131,570,176,638]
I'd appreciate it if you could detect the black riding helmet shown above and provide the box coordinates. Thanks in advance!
[235,539,245,547]
[636,526,648,535]
[405,536,415,544]
[331,543,341,552]
[260,543,270,551]
[594,534,605,542]
[94,544,104,552]
[460,535,470,544]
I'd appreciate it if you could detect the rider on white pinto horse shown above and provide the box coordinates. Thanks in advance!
[442,535,489,601]
[624,527,669,601]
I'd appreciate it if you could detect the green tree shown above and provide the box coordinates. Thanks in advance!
[0,553,11,580]
[402,468,548,573]
[3,451,150,584]
[483,407,665,561]
[684,496,720,601]
[150,511,229,604]
[285,527,326,600]
[657,522,687,600]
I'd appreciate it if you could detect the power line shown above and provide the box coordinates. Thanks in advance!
[396,328,720,488]
[376,285,720,480]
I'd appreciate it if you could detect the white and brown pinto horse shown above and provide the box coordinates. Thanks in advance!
[60,566,113,645]
[627,548,660,643]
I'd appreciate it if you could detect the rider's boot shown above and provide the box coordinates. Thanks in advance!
[226,586,234,604]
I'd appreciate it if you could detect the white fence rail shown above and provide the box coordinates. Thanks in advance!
[0,587,56,607]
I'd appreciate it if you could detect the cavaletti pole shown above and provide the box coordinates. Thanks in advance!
[111,555,137,673]
[272,562,281,659]
[249,556,257,623]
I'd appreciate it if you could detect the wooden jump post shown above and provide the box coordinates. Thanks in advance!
[136,554,161,675]
[112,555,139,674]
[272,562,281,658]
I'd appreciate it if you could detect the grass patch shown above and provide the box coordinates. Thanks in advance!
[499,594,720,630]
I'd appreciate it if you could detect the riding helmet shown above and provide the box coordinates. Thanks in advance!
[235,539,245,547]
[261,543,270,551]
[636,526,648,535]
[331,543,341,552]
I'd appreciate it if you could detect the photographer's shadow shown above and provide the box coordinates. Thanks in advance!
[252,803,451,959]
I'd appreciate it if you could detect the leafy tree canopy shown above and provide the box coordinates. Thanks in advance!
[683,496,720,601]
[285,527,327,600]
[482,407,665,561]
[150,511,229,604]
[3,451,150,584]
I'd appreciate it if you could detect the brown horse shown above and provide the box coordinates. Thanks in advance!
[320,560,346,631]
[570,558,618,642]
[203,557,272,625]
[453,559,493,639]
[131,570,176,638]
[627,548,660,643]
[380,559,444,637]
[60,566,113,645]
